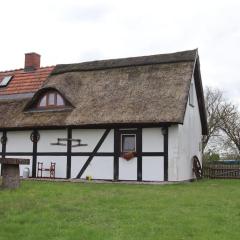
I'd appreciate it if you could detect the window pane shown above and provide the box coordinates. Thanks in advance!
[122,134,136,152]
[0,76,13,86]
[48,93,55,105]
[56,94,64,106]
[39,95,47,107]
[189,83,194,106]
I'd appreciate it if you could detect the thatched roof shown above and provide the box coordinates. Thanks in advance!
[0,49,207,134]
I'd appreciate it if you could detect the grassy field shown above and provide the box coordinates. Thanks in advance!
[0,180,240,240]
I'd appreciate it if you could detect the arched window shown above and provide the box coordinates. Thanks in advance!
[37,91,65,108]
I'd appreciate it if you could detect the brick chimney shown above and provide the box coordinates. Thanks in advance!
[24,52,41,71]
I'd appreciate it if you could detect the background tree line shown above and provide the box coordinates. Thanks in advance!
[203,87,240,161]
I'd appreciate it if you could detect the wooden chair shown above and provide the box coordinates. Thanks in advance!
[37,162,56,178]
[49,162,56,179]
[37,162,43,178]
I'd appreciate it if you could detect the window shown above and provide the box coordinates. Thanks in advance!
[39,95,47,107]
[37,91,65,108]
[48,93,55,105]
[189,82,194,107]
[57,94,64,105]
[121,134,136,152]
[0,76,13,87]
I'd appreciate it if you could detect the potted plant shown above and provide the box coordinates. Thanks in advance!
[122,152,136,161]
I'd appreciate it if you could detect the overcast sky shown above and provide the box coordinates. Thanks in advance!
[0,0,239,103]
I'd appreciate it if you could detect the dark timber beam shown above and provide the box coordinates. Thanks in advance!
[0,122,173,132]
[3,152,164,157]
[137,128,142,181]
[163,127,169,181]
[114,128,119,180]
[1,130,7,176]
[1,131,7,158]
[31,130,39,178]
[76,129,111,179]
[66,128,72,179]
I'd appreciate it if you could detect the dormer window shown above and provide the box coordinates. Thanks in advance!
[37,91,65,108]
[24,87,73,112]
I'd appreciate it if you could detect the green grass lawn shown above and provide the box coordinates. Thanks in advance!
[0,180,240,240]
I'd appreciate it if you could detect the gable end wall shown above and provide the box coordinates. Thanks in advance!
[168,76,202,181]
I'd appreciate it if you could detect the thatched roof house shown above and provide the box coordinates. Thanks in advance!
[0,49,207,182]
[0,49,207,133]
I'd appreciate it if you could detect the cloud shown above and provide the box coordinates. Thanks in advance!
[0,0,240,104]
[59,3,111,23]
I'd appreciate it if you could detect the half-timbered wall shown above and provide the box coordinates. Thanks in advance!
[71,129,114,179]
[0,127,168,181]
[142,128,164,181]
[38,130,67,152]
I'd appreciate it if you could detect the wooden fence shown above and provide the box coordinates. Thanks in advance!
[203,162,240,179]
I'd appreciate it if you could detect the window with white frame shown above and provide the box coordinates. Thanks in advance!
[121,134,136,153]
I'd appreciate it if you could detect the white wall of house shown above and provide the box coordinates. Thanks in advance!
[71,129,114,179]
[38,130,67,152]
[71,156,114,179]
[168,125,179,181]
[168,77,202,181]
[142,128,164,181]
[142,156,164,181]
[6,131,32,152]
[142,128,164,152]
[72,129,114,152]
[119,157,138,180]
[0,127,166,181]
[71,156,87,178]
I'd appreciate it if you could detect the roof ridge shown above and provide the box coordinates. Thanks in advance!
[0,65,55,74]
[51,49,197,75]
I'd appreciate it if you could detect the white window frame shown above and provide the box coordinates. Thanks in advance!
[121,134,137,153]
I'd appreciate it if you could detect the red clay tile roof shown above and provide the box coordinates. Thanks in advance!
[0,66,54,96]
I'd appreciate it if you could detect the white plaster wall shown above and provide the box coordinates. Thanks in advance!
[142,128,164,152]
[71,156,88,178]
[119,157,137,180]
[72,129,114,152]
[6,131,32,152]
[71,156,114,179]
[168,125,179,181]
[99,130,114,152]
[37,156,67,178]
[168,77,202,181]
[82,157,113,179]
[38,130,67,152]
[142,157,164,181]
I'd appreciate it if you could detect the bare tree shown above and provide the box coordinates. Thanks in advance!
[203,87,240,157]
[220,103,240,153]
[203,87,225,151]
